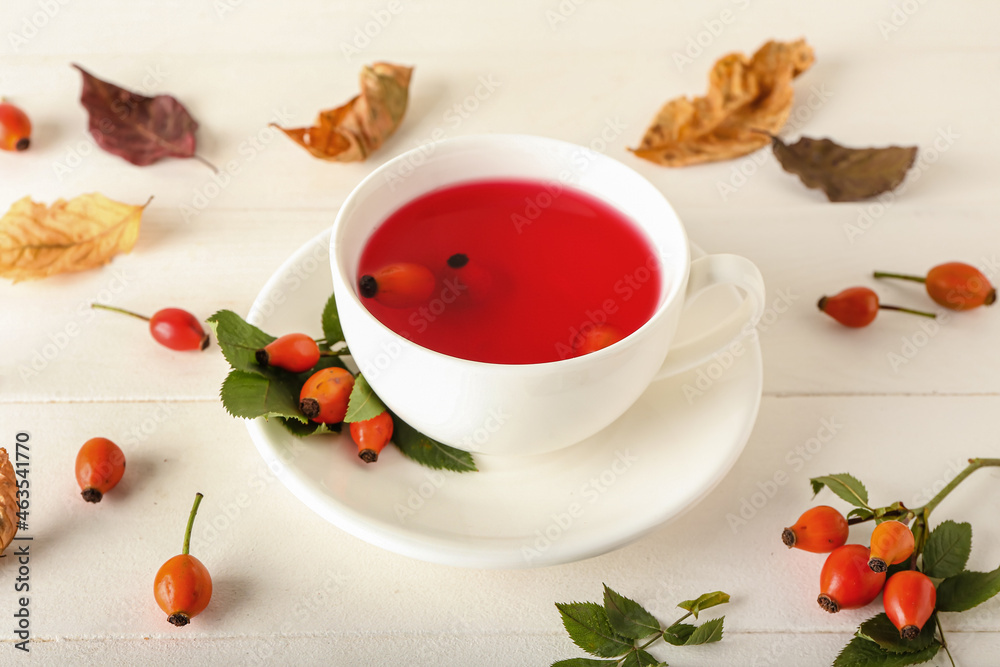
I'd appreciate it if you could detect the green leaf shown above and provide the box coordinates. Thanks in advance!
[207,310,275,374]
[677,591,730,619]
[848,508,875,522]
[857,613,937,654]
[277,417,341,437]
[833,637,939,667]
[320,291,345,350]
[661,622,696,646]
[620,649,660,667]
[344,373,389,423]
[873,501,908,523]
[603,585,661,640]
[936,565,1000,612]
[922,521,972,579]
[810,474,871,509]
[550,659,617,667]
[555,602,634,658]
[391,414,477,472]
[684,617,724,645]
[220,370,304,421]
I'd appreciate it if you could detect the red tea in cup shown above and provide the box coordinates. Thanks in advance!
[356,179,662,364]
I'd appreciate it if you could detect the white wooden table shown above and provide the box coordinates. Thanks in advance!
[3,1,999,665]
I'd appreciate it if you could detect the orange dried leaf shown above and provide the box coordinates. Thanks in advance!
[0,448,18,554]
[0,193,149,282]
[631,39,814,167]
[273,62,413,162]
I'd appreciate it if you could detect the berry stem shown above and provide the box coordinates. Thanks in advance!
[878,305,937,319]
[937,616,956,667]
[193,154,219,173]
[873,271,926,284]
[91,303,150,321]
[182,492,204,556]
[921,458,1000,518]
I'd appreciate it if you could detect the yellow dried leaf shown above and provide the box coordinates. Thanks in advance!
[631,39,815,167]
[272,62,413,162]
[0,193,149,282]
[0,448,18,555]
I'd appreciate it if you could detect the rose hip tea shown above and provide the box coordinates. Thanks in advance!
[355,179,662,364]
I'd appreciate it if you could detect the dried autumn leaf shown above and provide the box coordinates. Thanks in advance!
[73,64,213,169]
[770,135,918,202]
[0,193,150,282]
[631,39,814,167]
[0,448,18,555]
[273,62,413,162]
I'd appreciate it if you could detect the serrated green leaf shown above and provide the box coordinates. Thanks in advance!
[922,521,972,579]
[937,565,1000,612]
[662,622,696,646]
[320,291,345,350]
[207,310,276,374]
[603,585,660,640]
[220,370,305,421]
[833,636,939,667]
[550,659,617,667]
[391,414,477,472]
[620,649,660,667]
[857,613,937,654]
[848,508,875,522]
[684,617,724,645]
[810,474,871,509]
[277,417,341,437]
[677,592,730,619]
[555,602,634,658]
[344,373,389,423]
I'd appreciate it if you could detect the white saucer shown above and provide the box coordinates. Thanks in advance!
[245,229,763,569]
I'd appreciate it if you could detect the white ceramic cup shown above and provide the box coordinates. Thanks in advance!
[332,134,765,456]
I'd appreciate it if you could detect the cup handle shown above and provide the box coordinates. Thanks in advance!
[653,253,766,380]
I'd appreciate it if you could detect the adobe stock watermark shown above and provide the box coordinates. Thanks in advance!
[716,83,834,201]
[246,234,329,324]
[682,287,799,404]
[339,1,404,61]
[545,0,589,30]
[909,458,968,507]
[843,126,959,244]
[672,0,753,72]
[521,449,638,563]
[382,74,502,191]
[876,0,930,40]
[178,108,293,223]
[725,416,844,534]
[52,64,169,180]
[7,0,71,52]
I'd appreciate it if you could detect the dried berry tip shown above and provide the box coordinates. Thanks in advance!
[16,138,30,151]
[986,289,997,306]
[81,488,103,503]
[900,625,920,641]
[817,594,839,614]
[447,253,469,268]
[167,612,191,627]
[300,397,320,419]
[359,275,378,298]
[781,528,795,548]
[254,349,269,366]
[199,334,210,351]
[359,449,378,463]
[868,557,888,573]
[817,296,828,311]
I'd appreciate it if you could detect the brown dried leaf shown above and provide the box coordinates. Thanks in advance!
[0,193,150,282]
[273,62,413,162]
[0,448,18,555]
[631,39,814,167]
[771,135,918,202]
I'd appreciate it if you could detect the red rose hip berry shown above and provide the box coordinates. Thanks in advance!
[875,262,997,311]
[255,333,320,373]
[0,101,32,152]
[359,262,435,309]
[75,437,126,503]
[818,287,935,328]
[92,304,209,351]
[782,505,849,553]
[349,411,394,463]
[817,544,887,613]
[299,367,355,424]
[883,570,936,640]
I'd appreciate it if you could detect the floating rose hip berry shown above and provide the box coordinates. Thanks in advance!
[442,253,493,305]
[868,520,915,573]
[817,287,936,328]
[573,323,624,356]
[0,101,32,152]
[92,304,209,351]
[817,544,887,613]
[358,262,435,309]
[299,367,355,424]
[782,505,849,553]
[883,570,936,640]
[75,437,126,503]
[154,493,212,627]
[875,262,996,311]
[349,411,394,463]
[255,333,320,373]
